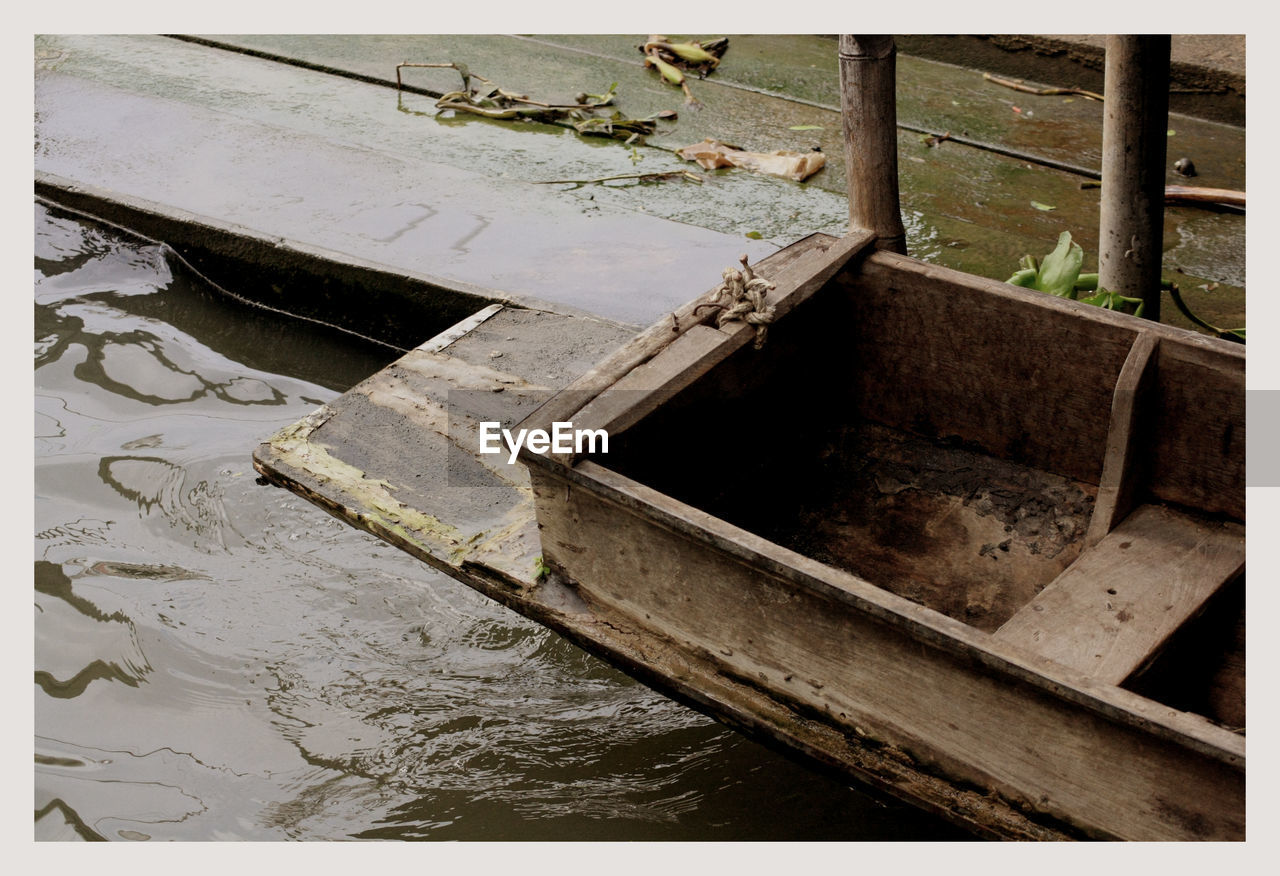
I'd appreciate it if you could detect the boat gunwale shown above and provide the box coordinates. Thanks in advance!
[518,239,1245,503]
[522,450,1244,768]
[865,248,1247,363]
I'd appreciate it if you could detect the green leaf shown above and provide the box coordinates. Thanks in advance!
[1006,268,1038,287]
[1035,231,1084,297]
[1073,272,1099,292]
[1081,289,1143,315]
[1030,200,1056,211]
[745,231,764,240]
[1167,129,1176,136]
[788,125,823,131]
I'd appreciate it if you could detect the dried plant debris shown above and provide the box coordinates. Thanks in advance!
[535,170,705,189]
[574,110,678,141]
[676,138,826,182]
[982,72,1104,102]
[434,70,619,121]
[397,62,679,149]
[640,35,729,107]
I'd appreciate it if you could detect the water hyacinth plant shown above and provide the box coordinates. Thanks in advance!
[1006,231,1143,315]
[1006,231,1243,342]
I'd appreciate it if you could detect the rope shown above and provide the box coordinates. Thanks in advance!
[699,254,777,349]
[34,195,412,354]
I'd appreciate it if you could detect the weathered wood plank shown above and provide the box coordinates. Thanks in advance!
[437,305,639,390]
[415,302,504,353]
[253,305,637,582]
[1085,331,1159,547]
[521,230,876,442]
[525,459,1244,840]
[455,559,1076,841]
[843,252,1137,485]
[842,251,1245,496]
[558,324,742,463]
[995,503,1245,685]
[1148,340,1245,520]
[527,457,1243,759]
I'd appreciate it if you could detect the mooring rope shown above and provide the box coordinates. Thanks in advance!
[697,254,776,349]
[34,194,412,354]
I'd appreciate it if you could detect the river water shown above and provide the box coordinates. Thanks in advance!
[33,201,960,841]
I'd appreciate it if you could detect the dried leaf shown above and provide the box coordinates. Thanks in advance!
[573,113,659,140]
[676,138,825,182]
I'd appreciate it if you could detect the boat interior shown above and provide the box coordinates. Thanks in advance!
[591,251,1245,732]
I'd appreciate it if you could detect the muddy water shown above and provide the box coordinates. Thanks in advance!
[33,202,962,841]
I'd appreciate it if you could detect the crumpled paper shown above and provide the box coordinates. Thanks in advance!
[676,138,826,182]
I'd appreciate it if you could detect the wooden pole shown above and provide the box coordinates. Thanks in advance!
[1099,35,1171,321]
[839,35,906,254]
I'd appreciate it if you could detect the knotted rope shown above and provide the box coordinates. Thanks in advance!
[697,254,777,349]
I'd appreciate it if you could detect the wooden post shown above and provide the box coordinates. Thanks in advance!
[1099,35,1171,321]
[839,35,906,254]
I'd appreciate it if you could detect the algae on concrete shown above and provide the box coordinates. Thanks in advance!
[38,33,1245,334]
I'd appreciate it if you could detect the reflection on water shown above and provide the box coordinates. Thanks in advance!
[33,201,961,840]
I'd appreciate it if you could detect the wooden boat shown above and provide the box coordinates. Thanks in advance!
[255,229,1243,841]
[515,229,1245,841]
